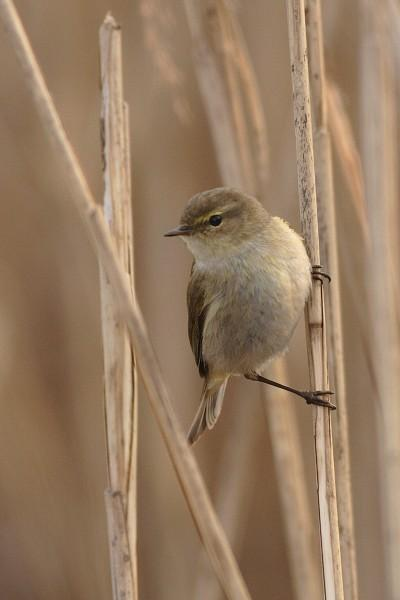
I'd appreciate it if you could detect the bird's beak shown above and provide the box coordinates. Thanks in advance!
[164,224,193,237]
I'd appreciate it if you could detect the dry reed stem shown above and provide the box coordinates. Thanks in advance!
[285,1,344,598]
[211,0,269,193]
[224,4,269,188]
[184,0,269,194]
[310,84,379,406]
[388,0,400,71]
[184,5,259,599]
[138,0,192,123]
[328,78,400,331]
[186,3,321,599]
[99,15,138,600]
[305,2,358,599]
[192,405,259,600]
[326,81,370,247]
[183,0,243,188]
[123,101,139,577]
[215,2,256,192]
[105,490,136,600]
[0,2,252,598]
[261,359,322,600]
[360,4,400,599]
[325,79,381,391]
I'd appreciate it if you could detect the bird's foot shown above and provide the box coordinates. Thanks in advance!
[312,264,331,284]
[244,372,336,410]
[300,389,336,410]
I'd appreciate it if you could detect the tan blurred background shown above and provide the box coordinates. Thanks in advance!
[0,1,382,598]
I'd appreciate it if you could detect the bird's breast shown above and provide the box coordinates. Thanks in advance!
[200,240,310,375]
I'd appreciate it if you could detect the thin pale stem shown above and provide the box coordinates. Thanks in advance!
[105,490,136,600]
[262,360,322,600]
[285,0,344,598]
[305,2,359,598]
[99,15,138,600]
[326,80,370,247]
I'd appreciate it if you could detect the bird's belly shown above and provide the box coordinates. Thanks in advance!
[203,273,306,376]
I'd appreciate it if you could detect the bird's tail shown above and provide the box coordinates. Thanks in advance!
[187,378,228,445]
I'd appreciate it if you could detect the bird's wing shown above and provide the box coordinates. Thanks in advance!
[187,265,213,379]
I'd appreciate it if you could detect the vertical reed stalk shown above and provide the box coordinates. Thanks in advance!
[185,2,321,599]
[99,15,138,600]
[305,3,358,599]
[360,4,400,599]
[285,1,344,598]
[325,81,377,382]
[388,0,400,71]
[0,2,252,598]
[184,6,262,599]
[263,359,322,600]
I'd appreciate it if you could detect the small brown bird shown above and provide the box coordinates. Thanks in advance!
[165,187,334,444]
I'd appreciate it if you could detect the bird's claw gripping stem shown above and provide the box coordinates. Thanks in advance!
[312,264,331,284]
[301,390,336,410]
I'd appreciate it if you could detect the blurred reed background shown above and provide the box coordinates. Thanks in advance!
[0,0,396,598]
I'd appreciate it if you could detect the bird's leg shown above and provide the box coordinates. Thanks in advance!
[244,371,336,410]
[312,264,331,284]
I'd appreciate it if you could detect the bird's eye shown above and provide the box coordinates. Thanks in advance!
[209,214,222,227]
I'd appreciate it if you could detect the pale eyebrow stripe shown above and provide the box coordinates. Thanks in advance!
[195,203,241,225]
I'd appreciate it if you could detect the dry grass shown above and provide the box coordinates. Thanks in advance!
[0,0,398,599]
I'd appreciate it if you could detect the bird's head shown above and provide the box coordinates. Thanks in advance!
[164,187,269,261]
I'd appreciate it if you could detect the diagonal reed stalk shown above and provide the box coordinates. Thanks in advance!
[305,3,359,599]
[99,15,138,600]
[185,2,321,599]
[285,1,344,598]
[360,4,400,599]
[328,77,400,328]
[183,5,262,599]
[325,79,379,392]
[0,1,252,598]
[326,80,370,247]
